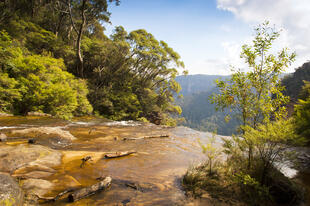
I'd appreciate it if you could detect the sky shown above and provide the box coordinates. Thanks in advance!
[105,0,310,75]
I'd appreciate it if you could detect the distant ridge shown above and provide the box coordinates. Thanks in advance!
[175,74,229,96]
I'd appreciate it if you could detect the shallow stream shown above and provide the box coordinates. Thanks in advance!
[0,116,309,206]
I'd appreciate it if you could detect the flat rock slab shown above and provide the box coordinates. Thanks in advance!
[0,172,24,206]
[11,127,76,141]
[21,178,54,198]
[0,144,62,173]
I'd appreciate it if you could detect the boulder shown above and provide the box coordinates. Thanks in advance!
[11,127,76,141]
[0,172,24,206]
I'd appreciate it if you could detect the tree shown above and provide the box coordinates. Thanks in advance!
[59,0,120,78]
[199,132,222,175]
[86,26,186,124]
[211,21,295,168]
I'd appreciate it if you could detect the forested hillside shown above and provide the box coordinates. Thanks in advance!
[176,64,310,136]
[0,0,186,124]
[282,61,310,101]
[176,75,238,135]
[175,75,225,96]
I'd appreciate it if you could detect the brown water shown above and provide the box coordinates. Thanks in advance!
[0,116,223,205]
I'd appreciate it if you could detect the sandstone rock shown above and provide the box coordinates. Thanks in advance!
[0,144,62,173]
[27,112,52,117]
[11,127,76,141]
[13,164,56,174]
[0,133,7,142]
[13,171,54,179]
[0,113,13,117]
[22,178,54,198]
[0,172,24,206]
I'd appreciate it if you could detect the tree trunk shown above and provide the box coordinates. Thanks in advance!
[248,146,252,169]
[76,0,86,78]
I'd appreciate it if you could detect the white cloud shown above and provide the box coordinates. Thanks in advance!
[187,42,246,75]
[217,0,310,72]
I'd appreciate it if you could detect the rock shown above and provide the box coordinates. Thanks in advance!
[27,112,52,117]
[52,175,82,188]
[0,144,62,173]
[13,171,54,179]
[0,113,13,117]
[13,164,56,174]
[22,179,54,198]
[11,127,76,141]
[0,172,24,206]
[0,133,7,142]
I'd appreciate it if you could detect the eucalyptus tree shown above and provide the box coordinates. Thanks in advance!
[58,0,120,77]
[87,26,186,124]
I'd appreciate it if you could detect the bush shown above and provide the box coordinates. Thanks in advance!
[0,31,92,118]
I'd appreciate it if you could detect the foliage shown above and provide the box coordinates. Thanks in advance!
[243,119,304,184]
[0,73,21,113]
[0,1,185,123]
[294,81,310,140]
[198,133,222,175]
[86,26,186,124]
[0,32,92,118]
[211,21,295,168]
[233,172,270,205]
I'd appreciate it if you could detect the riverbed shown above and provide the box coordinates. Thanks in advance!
[0,116,309,206]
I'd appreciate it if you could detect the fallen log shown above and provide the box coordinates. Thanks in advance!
[68,176,112,202]
[122,134,169,141]
[104,151,136,159]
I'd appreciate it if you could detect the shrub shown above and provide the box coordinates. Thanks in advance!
[0,31,92,118]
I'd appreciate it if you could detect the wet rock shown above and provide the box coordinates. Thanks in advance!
[13,171,54,179]
[0,144,62,173]
[46,136,72,148]
[52,175,82,188]
[11,127,76,141]
[13,164,56,174]
[22,178,54,198]
[0,113,13,117]
[27,112,52,117]
[0,133,7,142]
[0,172,24,206]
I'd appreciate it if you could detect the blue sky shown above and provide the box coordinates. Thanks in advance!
[105,0,310,75]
